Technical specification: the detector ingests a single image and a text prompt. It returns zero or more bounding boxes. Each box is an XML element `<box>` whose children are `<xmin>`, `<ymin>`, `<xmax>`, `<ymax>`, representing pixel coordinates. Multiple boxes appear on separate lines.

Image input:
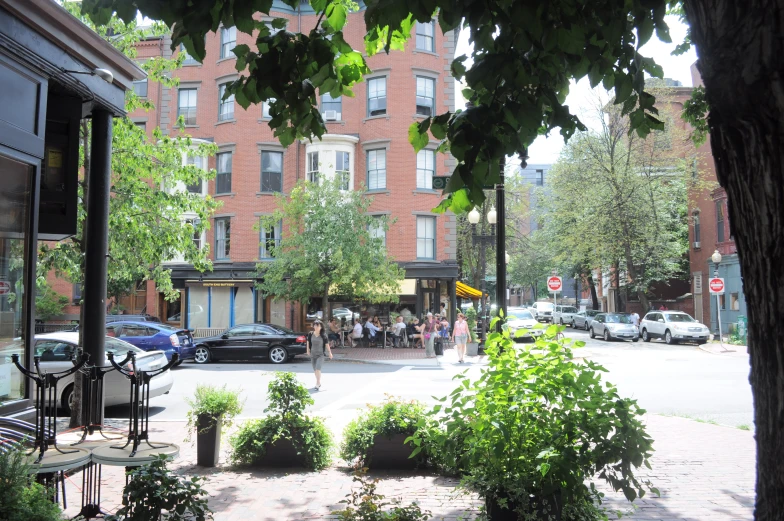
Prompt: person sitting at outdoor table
<box><xmin>392</xmin><ymin>316</ymin><xmax>407</xmax><ymax>347</ymax></box>
<box><xmin>351</xmin><ymin>318</ymin><xmax>363</xmax><ymax>347</ymax></box>
<box><xmin>328</xmin><ymin>318</ymin><xmax>341</xmax><ymax>347</ymax></box>
<box><xmin>410</xmin><ymin>318</ymin><xmax>425</xmax><ymax>349</ymax></box>
<box><xmin>365</xmin><ymin>318</ymin><xmax>381</xmax><ymax>342</ymax></box>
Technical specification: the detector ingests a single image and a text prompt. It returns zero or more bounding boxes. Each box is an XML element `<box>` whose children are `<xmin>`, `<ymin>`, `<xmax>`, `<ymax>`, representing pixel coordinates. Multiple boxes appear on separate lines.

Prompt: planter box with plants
<box><xmin>230</xmin><ymin>372</ymin><xmax>333</xmax><ymax>471</ymax></box>
<box><xmin>185</xmin><ymin>384</ymin><xmax>243</xmax><ymax>467</ymax></box>
<box><xmin>340</xmin><ymin>397</ymin><xmax>432</xmax><ymax>470</ymax></box>
<box><xmin>412</xmin><ymin>327</ymin><xmax>659</xmax><ymax>521</ymax></box>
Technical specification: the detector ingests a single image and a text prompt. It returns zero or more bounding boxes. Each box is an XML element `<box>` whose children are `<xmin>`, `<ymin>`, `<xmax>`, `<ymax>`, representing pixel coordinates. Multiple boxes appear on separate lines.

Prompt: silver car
<box><xmin>589</xmin><ymin>313</ymin><xmax>640</xmax><ymax>342</ymax></box>
<box><xmin>553</xmin><ymin>305</ymin><xmax>579</xmax><ymax>325</ymax></box>
<box><xmin>0</xmin><ymin>332</ymin><xmax>173</xmax><ymax>413</ymax></box>
<box><xmin>572</xmin><ymin>310</ymin><xmax>601</xmax><ymax>330</ymax></box>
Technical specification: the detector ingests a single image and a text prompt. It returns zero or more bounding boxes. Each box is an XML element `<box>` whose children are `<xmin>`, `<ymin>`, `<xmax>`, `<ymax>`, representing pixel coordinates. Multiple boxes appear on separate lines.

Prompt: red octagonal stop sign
<box><xmin>0</xmin><ymin>280</ymin><xmax>10</xmax><ymax>296</ymax></box>
<box><xmin>547</xmin><ymin>276</ymin><xmax>562</xmax><ymax>292</ymax></box>
<box><xmin>709</xmin><ymin>277</ymin><xmax>725</xmax><ymax>294</ymax></box>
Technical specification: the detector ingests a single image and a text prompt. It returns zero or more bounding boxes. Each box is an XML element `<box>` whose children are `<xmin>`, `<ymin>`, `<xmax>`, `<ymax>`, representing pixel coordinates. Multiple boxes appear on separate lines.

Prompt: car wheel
<box><xmin>571</xmin><ymin>320</ymin><xmax>576</xmax><ymax>328</ymax></box>
<box><xmin>559</xmin><ymin>318</ymin><xmax>564</xmax><ymax>325</ymax></box>
<box><xmin>194</xmin><ymin>346</ymin><xmax>211</xmax><ymax>364</ymax></box>
<box><xmin>665</xmin><ymin>330</ymin><xmax>675</xmax><ymax>345</ymax></box>
<box><xmin>642</xmin><ymin>329</ymin><xmax>650</xmax><ymax>342</ymax></box>
<box><xmin>584</xmin><ymin>321</ymin><xmax>590</xmax><ymax>331</ymax></box>
<box><xmin>62</xmin><ymin>384</ymin><xmax>74</xmax><ymax>414</ymax></box>
<box><xmin>603</xmin><ymin>330</ymin><xmax>611</xmax><ymax>342</ymax></box>
<box><xmin>589</xmin><ymin>328</ymin><xmax>595</xmax><ymax>339</ymax></box>
<box><xmin>269</xmin><ymin>346</ymin><xmax>288</xmax><ymax>364</ymax></box>
<box><xmin>632</xmin><ymin>338</ymin><xmax>639</xmax><ymax>342</ymax></box>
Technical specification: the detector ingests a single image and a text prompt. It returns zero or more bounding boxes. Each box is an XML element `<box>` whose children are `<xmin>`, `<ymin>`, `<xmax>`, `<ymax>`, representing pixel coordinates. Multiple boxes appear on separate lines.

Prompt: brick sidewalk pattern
<box><xmin>60</xmin><ymin>415</ymin><xmax>754</xmax><ymax>520</ymax></box>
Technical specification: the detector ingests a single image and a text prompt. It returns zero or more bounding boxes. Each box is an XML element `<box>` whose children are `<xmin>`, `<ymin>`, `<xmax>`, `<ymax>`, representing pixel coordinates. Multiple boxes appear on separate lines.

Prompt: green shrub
<box><xmin>0</xmin><ymin>449</ymin><xmax>63</xmax><ymax>521</ymax></box>
<box><xmin>229</xmin><ymin>372</ymin><xmax>333</xmax><ymax>470</ymax></box>
<box><xmin>185</xmin><ymin>384</ymin><xmax>243</xmax><ymax>439</ymax></box>
<box><xmin>413</xmin><ymin>322</ymin><xmax>657</xmax><ymax>520</ymax></box>
<box><xmin>332</xmin><ymin>470</ymin><xmax>431</xmax><ymax>521</ymax></box>
<box><xmin>340</xmin><ymin>397</ymin><xmax>431</xmax><ymax>467</ymax></box>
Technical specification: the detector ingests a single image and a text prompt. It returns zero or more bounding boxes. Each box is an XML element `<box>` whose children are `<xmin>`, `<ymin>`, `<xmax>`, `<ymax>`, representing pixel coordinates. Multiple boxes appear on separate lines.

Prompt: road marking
<box><xmin>318</xmin><ymin>365</ymin><xmax>413</xmax><ymax>414</ymax></box>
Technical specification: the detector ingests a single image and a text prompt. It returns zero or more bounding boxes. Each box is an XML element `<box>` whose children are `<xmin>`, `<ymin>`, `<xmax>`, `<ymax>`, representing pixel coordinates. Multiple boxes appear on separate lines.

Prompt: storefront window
<box><xmin>0</xmin><ymin>154</ymin><xmax>34</xmax><ymax>407</ymax></box>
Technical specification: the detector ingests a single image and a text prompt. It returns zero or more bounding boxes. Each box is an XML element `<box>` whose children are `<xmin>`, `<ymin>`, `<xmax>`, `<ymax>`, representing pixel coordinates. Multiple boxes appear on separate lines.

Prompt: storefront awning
<box><xmin>456</xmin><ymin>281</ymin><xmax>484</xmax><ymax>300</ymax></box>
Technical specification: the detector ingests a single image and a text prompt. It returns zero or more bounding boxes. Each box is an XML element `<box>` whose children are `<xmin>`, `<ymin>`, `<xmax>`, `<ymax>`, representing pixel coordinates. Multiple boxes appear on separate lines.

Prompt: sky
<box><xmin>453</xmin><ymin>16</ymin><xmax>698</xmax><ymax>166</ymax></box>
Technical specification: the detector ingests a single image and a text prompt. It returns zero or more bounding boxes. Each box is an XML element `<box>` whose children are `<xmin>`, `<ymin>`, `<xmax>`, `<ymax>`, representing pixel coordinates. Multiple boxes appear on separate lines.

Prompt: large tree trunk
<box><xmin>685</xmin><ymin>2</ymin><xmax>784</xmax><ymax>518</ymax></box>
<box><xmin>586</xmin><ymin>275</ymin><xmax>600</xmax><ymax>310</ymax></box>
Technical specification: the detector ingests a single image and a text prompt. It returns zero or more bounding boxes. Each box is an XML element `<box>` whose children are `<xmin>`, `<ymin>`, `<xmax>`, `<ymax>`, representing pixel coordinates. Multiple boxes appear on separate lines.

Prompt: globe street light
<box><xmin>469</xmin><ymin>206</ymin><xmax>498</xmax><ymax>345</ymax></box>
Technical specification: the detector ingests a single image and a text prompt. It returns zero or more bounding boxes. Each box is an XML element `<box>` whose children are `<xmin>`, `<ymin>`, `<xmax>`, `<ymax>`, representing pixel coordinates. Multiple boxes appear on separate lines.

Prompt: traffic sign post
<box><xmin>547</xmin><ymin>276</ymin><xmax>562</xmax><ymax>319</ymax></box>
<box><xmin>709</xmin><ymin>277</ymin><xmax>726</xmax><ymax>350</ymax></box>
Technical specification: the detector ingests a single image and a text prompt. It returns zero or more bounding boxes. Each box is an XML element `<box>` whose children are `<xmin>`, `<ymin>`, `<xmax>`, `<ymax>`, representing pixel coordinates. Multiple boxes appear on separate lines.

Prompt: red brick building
<box><xmin>52</xmin><ymin>3</ymin><xmax>461</xmax><ymax>332</ymax></box>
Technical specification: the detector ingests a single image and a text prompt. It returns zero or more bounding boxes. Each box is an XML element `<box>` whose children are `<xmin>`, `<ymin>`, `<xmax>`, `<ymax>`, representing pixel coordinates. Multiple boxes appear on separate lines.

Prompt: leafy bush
<box><xmin>229</xmin><ymin>372</ymin><xmax>333</xmax><ymax>470</ymax></box>
<box><xmin>0</xmin><ymin>449</ymin><xmax>64</xmax><ymax>521</ymax></box>
<box><xmin>106</xmin><ymin>454</ymin><xmax>212</xmax><ymax>521</ymax></box>
<box><xmin>185</xmin><ymin>384</ymin><xmax>243</xmax><ymax>438</ymax></box>
<box><xmin>340</xmin><ymin>397</ymin><xmax>431</xmax><ymax>467</ymax></box>
<box><xmin>332</xmin><ymin>470</ymin><xmax>431</xmax><ymax>521</ymax></box>
<box><xmin>413</xmin><ymin>322</ymin><xmax>657</xmax><ymax>520</ymax></box>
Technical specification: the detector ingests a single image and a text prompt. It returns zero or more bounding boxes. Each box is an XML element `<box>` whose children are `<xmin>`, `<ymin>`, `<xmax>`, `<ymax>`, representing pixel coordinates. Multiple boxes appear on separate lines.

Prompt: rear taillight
<box><xmin>169</xmin><ymin>334</ymin><xmax>180</xmax><ymax>347</ymax></box>
<box><xmin>296</xmin><ymin>335</ymin><xmax>306</xmax><ymax>343</ymax></box>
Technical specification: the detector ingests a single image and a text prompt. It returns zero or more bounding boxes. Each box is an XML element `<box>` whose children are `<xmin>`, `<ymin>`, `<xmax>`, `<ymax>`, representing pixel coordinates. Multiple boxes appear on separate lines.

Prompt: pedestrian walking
<box><xmin>306</xmin><ymin>320</ymin><xmax>332</xmax><ymax>390</ymax></box>
<box><xmin>423</xmin><ymin>312</ymin><xmax>439</xmax><ymax>358</ymax></box>
<box><xmin>451</xmin><ymin>312</ymin><xmax>470</xmax><ymax>363</ymax></box>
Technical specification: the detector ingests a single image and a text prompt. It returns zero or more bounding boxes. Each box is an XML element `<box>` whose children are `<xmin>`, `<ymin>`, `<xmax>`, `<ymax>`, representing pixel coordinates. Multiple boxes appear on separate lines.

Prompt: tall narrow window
<box><xmin>260</xmin><ymin>219</ymin><xmax>282</xmax><ymax>258</ymax></box>
<box><xmin>215</xmin><ymin>218</ymin><xmax>231</xmax><ymax>260</ymax></box>
<box><xmin>416</xmin><ymin>149</ymin><xmax>435</xmax><ymax>189</ymax></box>
<box><xmin>261</xmin><ymin>151</ymin><xmax>283</xmax><ymax>192</ymax></box>
<box><xmin>185</xmin><ymin>156</ymin><xmax>203</xmax><ymax>193</ymax></box>
<box><xmin>536</xmin><ymin>169</ymin><xmax>544</xmax><ymax>186</ymax></box>
<box><xmin>336</xmin><ymin>151</ymin><xmax>350</xmax><ymax>190</ymax></box>
<box><xmin>693</xmin><ymin>213</ymin><xmax>701</xmax><ymax>245</ymax></box>
<box><xmin>367</xmin><ymin>149</ymin><xmax>386</xmax><ymax>190</ymax></box>
<box><xmin>216</xmin><ymin>152</ymin><xmax>232</xmax><ymax>194</ymax></box>
<box><xmin>369</xmin><ymin>216</ymin><xmax>386</xmax><ymax>248</ymax></box>
<box><xmin>220</xmin><ymin>26</ymin><xmax>236</xmax><ymax>59</ymax></box>
<box><xmin>132</xmin><ymin>79</ymin><xmax>148</xmax><ymax>98</ymax></box>
<box><xmin>716</xmin><ymin>200</ymin><xmax>725</xmax><ymax>243</ymax></box>
<box><xmin>179</xmin><ymin>43</ymin><xmax>198</xmax><ymax>65</ymax></box>
<box><xmin>187</xmin><ymin>219</ymin><xmax>202</xmax><ymax>250</ymax></box>
<box><xmin>415</xmin><ymin>20</ymin><xmax>435</xmax><ymax>51</ymax></box>
<box><xmin>306</xmin><ymin>151</ymin><xmax>319</xmax><ymax>183</ymax></box>
<box><xmin>72</xmin><ymin>283</ymin><xmax>82</xmax><ymax>305</ymax></box>
<box><xmin>367</xmin><ymin>77</ymin><xmax>387</xmax><ymax>116</ymax></box>
<box><xmin>262</xmin><ymin>98</ymin><xmax>275</xmax><ymax>119</ymax></box>
<box><xmin>416</xmin><ymin>216</ymin><xmax>436</xmax><ymax>259</ymax></box>
<box><xmin>415</xmin><ymin>76</ymin><xmax>435</xmax><ymax>116</ymax></box>
<box><xmin>178</xmin><ymin>88</ymin><xmax>197</xmax><ymax>125</ymax></box>
<box><xmin>321</xmin><ymin>93</ymin><xmax>342</xmax><ymax>121</ymax></box>
<box><xmin>218</xmin><ymin>83</ymin><xmax>234</xmax><ymax>121</ymax></box>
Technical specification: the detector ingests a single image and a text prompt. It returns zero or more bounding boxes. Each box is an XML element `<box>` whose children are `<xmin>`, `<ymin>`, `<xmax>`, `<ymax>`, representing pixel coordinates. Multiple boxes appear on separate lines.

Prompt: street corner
<box><xmin>697</xmin><ymin>342</ymin><xmax>749</xmax><ymax>357</ymax></box>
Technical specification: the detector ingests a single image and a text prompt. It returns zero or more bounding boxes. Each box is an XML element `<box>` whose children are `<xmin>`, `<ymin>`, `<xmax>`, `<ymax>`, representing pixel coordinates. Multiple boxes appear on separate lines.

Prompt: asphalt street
<box><xmin>109</xmin><ymin>327</ymin><xmax>754</xmax><ymax>429</ymax></box>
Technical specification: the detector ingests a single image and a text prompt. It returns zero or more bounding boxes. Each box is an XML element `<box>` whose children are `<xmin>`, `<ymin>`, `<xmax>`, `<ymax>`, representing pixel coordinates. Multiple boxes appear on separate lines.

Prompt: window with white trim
<box><xmin>216</xmin><ymin>152</ymin><xmax>232</xmax><ymax>194</ymax></box>
<box><xmin>369</xmin><ymin>216</ymin><xmax>386</xmax><ymax>248</ymax></box>
<box><xmin>178</xmin><ymin>88</ymin><xmax>197</xmax><ymax>125</ymax></box>
<box><xmin>416</xmin><ymin>149</ymin><xmax>435</xmax><ymax>189</ymax></box>
<box><xmin>416</xmin><ymin>76</ymin><xmax>435</xmax><ymax>116</ymax></box>
<box><xmin>336</xmin><ymin>151</ymin><xmax>350</xmax><ymax>190</ymax></box>
<box><xmin>367</xmin><ymin>149</ymin><xmax>386</xmax><ymax>190</ymax></box>
<box><xmin>367</xmin><ymin>77</ymin><xmax>387</xmax><ymax>116</ymax></box>
<box><xmin>321</xmin><ymin>93</ymin><xmax>342</xmax><ymax>120</ymax></box>
<box><xmin>185</xmin><ymin>156</ymin><xmax>203</xmax><ymax>193</ymax></box>
<box><xmin>262</xmin><ymin>98</ymin><xmax>275</xmax><ymax>119</ymax></box>
<box><xmin>220</xmin><ymin>26</ymin><xmax>236</xmax><ymax>59</ymax></box>
<box><xmin>307</xmin><ymin>151</ymin><xmax>319</xmax><ymax>184</ymax></box>
<box><xmin>416</xmin><ymin>216</ymin><xmax>436</xmax><ymax>259</ymax></box>
<box><xmin>215</xmin><ymin>218</ymin><xmax>231</xmax><ymax>260</ymax></box>
<box><xmin>186</xmin><ymin>219</ymin><xmax>202</xmax><ymax>250</ymax></box>
<box><xmin>218</xmin><ymin>83</ymin><xmax>235</xmax><ymax>121</ymax></box>
<box><xmin>133</xmin><ymin>79</ymin><xmax>148</xmax><ymax>97</ymax></box>
<box><xmin>261</xmin><ymin>151</ymin><xmax>283</xmax><ymax>192</ymax></box>
<box><xmin>260</xmin><ymin>219</ymin><xmax>282</xmax><ymax>258</ymax></box>
<box><xmin>179</xmin><ymin>43</ymin><xmax>198</xmax><ymax>65</ymax></box>
<box><xmin>415</xmin><ymin>21</ymin><xmax>435</xmax><ymax>52</ymax></box>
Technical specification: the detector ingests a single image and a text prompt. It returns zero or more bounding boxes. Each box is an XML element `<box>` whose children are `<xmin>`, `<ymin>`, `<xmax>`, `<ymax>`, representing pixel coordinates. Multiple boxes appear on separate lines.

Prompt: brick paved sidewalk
<box><xmin>61</xmin><ymin>414</ymin><xmax>755</xmax><ymax>520</ymax></box>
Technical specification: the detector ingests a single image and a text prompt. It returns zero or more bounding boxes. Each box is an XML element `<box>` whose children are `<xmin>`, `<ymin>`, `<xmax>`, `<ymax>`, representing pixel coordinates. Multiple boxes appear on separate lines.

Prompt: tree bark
<box><xmin>586</xmin><ymin>274</ymin><xmax>600</xmax><ymax>310</ymax></box>
<box><xmin>685</xmin><ymin>1</ymin><xmax>784</xmax><ymax>518</ymax></box>
<box><xmin>322</xmin><ymin>281</ymin><xmax>330</xmax><ymax>322</ymax></box>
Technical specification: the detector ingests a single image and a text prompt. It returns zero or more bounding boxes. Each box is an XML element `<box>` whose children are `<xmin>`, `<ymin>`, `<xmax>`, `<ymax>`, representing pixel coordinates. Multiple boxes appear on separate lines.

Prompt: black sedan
<box><xmin>192</xmin><ymin>324</ymin><xmax>307</xmax><ymax>364</ymax></box>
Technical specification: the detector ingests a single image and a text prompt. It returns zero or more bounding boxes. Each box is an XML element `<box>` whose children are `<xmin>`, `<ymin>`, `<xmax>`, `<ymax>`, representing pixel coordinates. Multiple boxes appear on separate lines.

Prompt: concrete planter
<box><xmin>466</xmin><ymin>342</ymin><xmax>479</xmax><ymax>356</ymax></box>
<box><xmin>366</xmin><ymin>433</ymin><xmax>418</xmax><ymax>469</ymax></box>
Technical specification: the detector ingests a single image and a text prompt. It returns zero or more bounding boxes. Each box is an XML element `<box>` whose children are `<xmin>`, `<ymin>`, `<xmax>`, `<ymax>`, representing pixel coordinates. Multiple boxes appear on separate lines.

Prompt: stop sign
<box><xmin>547</xmin><ymin>276</ymin><xmax>562</xmax><ymax>292</ymax></box>
<box><xmin>709</xmin><ymin>277</ymin><xmax>725</xmax><ymax>294</ymax></box>
<box><xmin>0</xmin><ymin>280</ymin><xmax>10</xmax><ymax>296</ymax></box>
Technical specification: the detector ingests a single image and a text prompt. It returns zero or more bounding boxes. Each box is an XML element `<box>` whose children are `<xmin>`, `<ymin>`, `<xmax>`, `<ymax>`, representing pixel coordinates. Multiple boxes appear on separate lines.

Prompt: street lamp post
<box><xmin>711</xmin><ymin>249</ymin><xmax>725</xmax><ymax>350</ymax></box>
<box><xmin>469</xmin><ymin>206</ymin><xmax>496</xmax><ymax>345</ymax></box>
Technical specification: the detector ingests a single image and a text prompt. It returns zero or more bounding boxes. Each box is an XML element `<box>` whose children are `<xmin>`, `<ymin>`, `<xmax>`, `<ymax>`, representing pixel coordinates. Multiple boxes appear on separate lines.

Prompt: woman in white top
<box><xmin>351</xmin><ymin>318</ymin><xmax>363</xmax><ymax>347</ymax></box>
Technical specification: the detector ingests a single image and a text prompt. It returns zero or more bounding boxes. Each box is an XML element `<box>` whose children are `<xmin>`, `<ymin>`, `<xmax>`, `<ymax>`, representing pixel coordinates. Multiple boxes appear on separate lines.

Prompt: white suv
<box><xmin>531</xmin><ymin>301</ymin><xmax>555</xmax><ymax>323</ymax></box>
<box><xmin>553</xmin><ymin>305</ymin><xmax>579</xmax><ymax>325</ymax></box>
<box><xmin>640</xmin><ymin>311</ymin><xmax>710</xmax><ymax>344</ymax></box>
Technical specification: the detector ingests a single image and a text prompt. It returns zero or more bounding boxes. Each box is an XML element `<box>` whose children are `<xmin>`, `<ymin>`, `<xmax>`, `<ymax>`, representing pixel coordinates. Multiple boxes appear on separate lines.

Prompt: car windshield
<box><xmin>508</xmin><ymin>308</ymin><xmax>534</xmax><ymax>320</ymax></box>
<box><xmin>665</xmin><ymin>313</ymin><xmax>696</xmax><ymax>322</ymax></box>
<box><xmin>562</xmin><ymin>307</ymin><xmax>577</xmax><ymax>313</ymax></box>
<box><xmin>605</xmin><ymin>314</ymin><xmax>633</xmax><ymax>324</ymax></box>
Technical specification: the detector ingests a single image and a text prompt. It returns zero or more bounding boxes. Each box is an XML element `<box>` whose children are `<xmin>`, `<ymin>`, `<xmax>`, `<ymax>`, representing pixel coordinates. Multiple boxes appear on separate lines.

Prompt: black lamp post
<box><xmin>468</xmin><ymin>206</ymin><xmax>494</xmax><ymax>344</ymax></box>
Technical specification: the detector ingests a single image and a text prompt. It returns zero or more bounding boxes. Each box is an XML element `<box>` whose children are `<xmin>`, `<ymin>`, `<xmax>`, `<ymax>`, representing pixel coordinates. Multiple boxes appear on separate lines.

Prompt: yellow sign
<box><xmin>47</xmin><ymin>149</ymin><xmax>63</xmax><ymax>168</ymax></box>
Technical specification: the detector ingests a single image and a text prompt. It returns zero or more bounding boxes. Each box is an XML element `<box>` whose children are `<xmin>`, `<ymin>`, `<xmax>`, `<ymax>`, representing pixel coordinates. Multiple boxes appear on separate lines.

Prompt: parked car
<box><xmin>530</xmin><ymin>301</ymin><xmax>555</xmax><ymax>323</ymax></box>
<box><xmin>0</xmin><ymin>332</ymin><xmax>173</xmax><ymax>413</ymax></box>
<box><xmin>106</xmin><ymin>321</ymin><xmax>196</xmax><ymax>362</ymax></box>
<box><xmin>640</xmin><ymin>311</ymin><xmax>710</xmax><ymax>344</ymax></box>
<box><xmin>332</xmin><ymin>307</ymin><xmax>359</xmax><ymax>321</ymax></box>
<box><xmin>193</xmin><ymin>323</ymin><xmax>307</xmax><ymax>364</ymax></box>
<box><xmin>572</xmin><ymin>309</ymin><xmax>601</xmax><ymax>330</ymax></box>
<box><xmin>505</xmin><ymin>307</ymin><xmax>543</xmax><ymax>341</ymax></box>
<box><xmin>553</xmin><ymin>305</ymin><xmax>579</xmax><ymax>325</ymax></box>
<box><xmin>590</xmin><ymin>313</ymin><xmax>640</xmax><ymax>342</ymax></box>
<box><xmin>69</xmin><ymin>314</ymin><xmax>161</xmax><ymax>331</ymax></box>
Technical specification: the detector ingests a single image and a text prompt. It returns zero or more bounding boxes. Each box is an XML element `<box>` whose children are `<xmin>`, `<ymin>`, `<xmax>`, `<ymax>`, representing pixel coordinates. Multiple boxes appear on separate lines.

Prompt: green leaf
<box><xmin>408</xmin><ymin>120</ymin><xmax>429</xmax><ymax>152</ymax></box>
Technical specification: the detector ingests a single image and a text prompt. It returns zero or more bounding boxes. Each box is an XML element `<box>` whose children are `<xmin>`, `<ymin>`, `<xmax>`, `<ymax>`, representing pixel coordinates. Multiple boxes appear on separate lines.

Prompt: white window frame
<box><xmin>262</xmin><ymin>98</ymin><xmax>275</xmax><ymax>119</ymax></box>
<box><xmin>220</xmin><ymin>26</ymin><xmax>236</xmax><ymax>59</ymax></box>
<box><xmin>416</xmin><ymin>216</ymin><xmax>436</xmax><ymax>260</ymax></box>
<box><xmin>216</xmin><ymin>152</ymin><xmax>232</xmax><ymax>194</ymax></box>
<box><xmin>260</xmin><ymin>219</ymin><xmax>282</xmax><ymax>259</ymax></box>
<box><xmin>215</xmin><ymin>217</ymin><xmax>231</xmax><ymax>260</ymax></box>
<box><xmin>367</xmin><ymin>76</ymin><xmax>387</xmax><ymax>117</ymax></box>
<box><xmin>261</xmin><ymin>150</ymin><xmax>283</xmax><ymax>193</ymax></box>
<box><xmin>367</xmin><ymin>149</ymin><xmax>387</xmax><ymax>190</ymax></box>
<box><xmin>218</xmin><ymin>83</ymin><xmax>235</xmax><ymax>121</ymax></box>
<box><xmin>335</xmin><ymin>151</ymin><xmax>350</xmax><ymax>190</ymax></box>
<box><xmin>307</xmin><ymin>151</ymin><xmax>319</xmax><ymax>184</ymax></box>
<box><xmin>416</xmin><ymin>149</ymin><xmax>435</xmax><ymax>189</ymax></box>
<box><xmin>178</xmin><ymin>88</ymin><xmax>198</xmax><ymax>125</ymax></box>
<box><xmin>321</xmin><ymin>93</ymin><xmax>342</xmax><ymax>121</ymax></box>
<box><xmin>368</xmin><ymin>216</ymin><xmax>386</xmax><ymax>248</ymax></box>
<box><xmin>416</xmin><ymin>76</ymin><xmax>435</xmax><ymax>116</ymax></box>
<box><xmin>415</xmin><ymin>20</ymin><xmax>435</xmax><ymax>52</ymax></box>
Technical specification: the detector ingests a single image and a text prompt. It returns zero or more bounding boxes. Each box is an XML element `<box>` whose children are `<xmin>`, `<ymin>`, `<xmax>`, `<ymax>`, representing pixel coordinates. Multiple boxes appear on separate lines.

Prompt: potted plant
<box><xmin>186</xmin><ymin>384</ymin><xmax>243</xmax><ymax>467</ymax></box>
<box><xmin>340</xmin><ymin>397</ymin><xmax>431</xmax><ymax>469</ymax></box>
<box><xmin>0</xmin><ymin>449</ymin><xmax>63</xmax><ymax>521</ymax></box>
<box><xmin>230</xmin><ymin>372</ymin><xmax>333</xmax><ymax>470</ymax></box>
<box><xmin>464</xmin><ymin>306</ymin><xmax>480</xmax><ymax>356</ymax></box>
<box><xmin>413</xmin><ymin>324</ymin><xmax>658</xmax><ymax>520</ymax></box>
<box><xmin>106</xmin><ymin>454</ymin><xmax>212</xmax><ymax>521</ymax></box>
<box><xmin>333</xmin><ymin>469</ymin><xmax>432</xmax><ymax>521</ymax></box>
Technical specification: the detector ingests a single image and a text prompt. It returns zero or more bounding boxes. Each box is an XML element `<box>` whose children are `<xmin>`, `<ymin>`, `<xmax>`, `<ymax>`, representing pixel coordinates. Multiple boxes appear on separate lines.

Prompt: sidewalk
<box><xmin>330</xmin><ymin>344</ymin><xmax>491</xmax><ymax>367</ymax></box>
<box><xmin>61</xmin><ymin>414</ymin><xmax>755</xmax><ymax>520</ymax></box>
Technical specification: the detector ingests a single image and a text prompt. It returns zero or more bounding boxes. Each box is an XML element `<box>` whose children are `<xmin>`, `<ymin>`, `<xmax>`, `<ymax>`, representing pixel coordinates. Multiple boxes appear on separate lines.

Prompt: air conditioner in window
<box><xmin>324</xmin><ymin>110</ymin><xmax>338</xmax><ymax>121</ymax></box>
<box><xmin>693</xmin><ymin>241</ymin><xmax>701</xmax><ymax>249</ymax></box>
